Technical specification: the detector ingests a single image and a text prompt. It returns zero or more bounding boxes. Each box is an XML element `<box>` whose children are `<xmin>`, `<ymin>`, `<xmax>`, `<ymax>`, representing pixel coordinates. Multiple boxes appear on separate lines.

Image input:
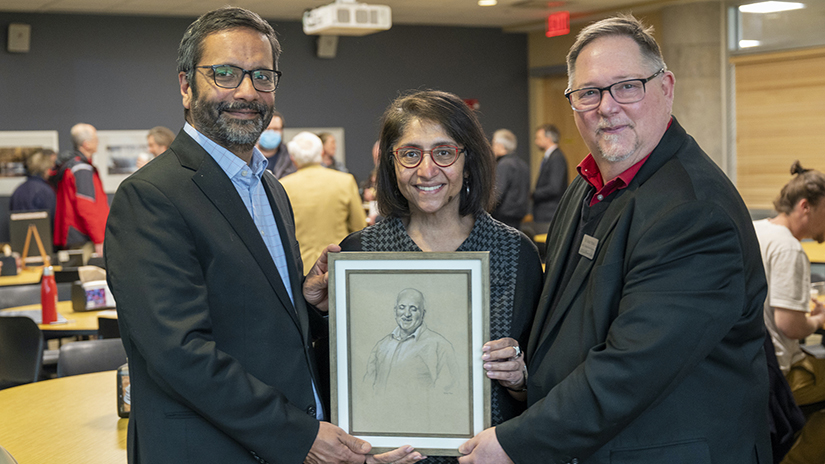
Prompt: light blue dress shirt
<box><xmin>184</xmin><ymin>123</ymin><xmax>324</xmax><ymax>420</ymax></box>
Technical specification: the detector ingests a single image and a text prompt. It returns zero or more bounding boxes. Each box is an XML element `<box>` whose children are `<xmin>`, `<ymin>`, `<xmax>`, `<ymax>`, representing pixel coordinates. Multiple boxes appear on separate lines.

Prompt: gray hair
<box><xmin>566</xmin><ymin>14</ymin><xmax>666</xmax><ymax>88</ymax></box>
<box><xmin>147</xmin><ymin>126</ymin><xmax>175</xmax><ymax>148</ymax></box>
<box><xmin>537</xmin><ymin>124</ymin><xmax>559</xmax><ymax>144</ymax></box>
<box><xmin>70</xmin><ymin>123</ymin><xmax>96</xmax><ymax>150</ymax></box>
<box><xmin>25</xmin><ymin>149</ymin><xmax>55</xmax><ymax>178</ymax></box>
<box><xmin>177</xmin><ymin>7</ymin><xmax>281</xmax><ymax>90</ymax></box>
<box><xmin>287</xmin><ymin>131</ymin><xmax>323</xmax><ymax>168</ymax></box>
<box><xmin>492</xmin><ymin>129</ymin><xmax>517</xmax><ymax>154</ymax></box>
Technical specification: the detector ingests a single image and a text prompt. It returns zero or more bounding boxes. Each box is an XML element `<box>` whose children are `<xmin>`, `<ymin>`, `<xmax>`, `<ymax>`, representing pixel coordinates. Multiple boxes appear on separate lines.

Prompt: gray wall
<box><xmin>0</xmin><ymin>12</ymin><xmax>529</xmax><ymax>242</ymax></box>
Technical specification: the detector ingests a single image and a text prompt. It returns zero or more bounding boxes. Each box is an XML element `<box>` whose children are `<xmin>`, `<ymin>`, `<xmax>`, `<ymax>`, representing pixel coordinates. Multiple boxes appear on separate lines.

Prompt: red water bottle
<box><xmin>41</xmin><ymin>266</ymin><xmax>58</xmax><ymax>324</ymax></box>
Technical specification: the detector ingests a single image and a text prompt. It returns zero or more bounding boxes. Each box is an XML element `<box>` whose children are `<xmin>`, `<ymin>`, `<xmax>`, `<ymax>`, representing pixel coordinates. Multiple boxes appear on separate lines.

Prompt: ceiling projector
<box><xmin>302</xmin><ymin>0</ymin><xmax>392</xmax><ymax>36</ymax></box>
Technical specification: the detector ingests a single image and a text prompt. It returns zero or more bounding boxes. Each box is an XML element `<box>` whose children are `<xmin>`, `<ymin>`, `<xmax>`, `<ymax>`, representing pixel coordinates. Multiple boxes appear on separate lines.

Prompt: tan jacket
<box><xmin>280</xmin><ymin>164</ymin><xmax>367</xmax><ymax>265</ymax></box>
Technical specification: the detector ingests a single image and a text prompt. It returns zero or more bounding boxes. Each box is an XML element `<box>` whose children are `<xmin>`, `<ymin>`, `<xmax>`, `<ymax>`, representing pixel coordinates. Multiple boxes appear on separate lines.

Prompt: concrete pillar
<box><xmin>659</xmin><ymin>1</ymin><xmax>728</xmax><ymax>172</ymax></box>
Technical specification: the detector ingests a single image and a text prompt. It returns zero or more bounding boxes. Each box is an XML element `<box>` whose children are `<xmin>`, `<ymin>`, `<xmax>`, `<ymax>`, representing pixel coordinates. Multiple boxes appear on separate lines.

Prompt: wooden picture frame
<box><xmin>328</xmin><ymin>251</ymin><xmax>490</xmax><ymax>456</ymax></box>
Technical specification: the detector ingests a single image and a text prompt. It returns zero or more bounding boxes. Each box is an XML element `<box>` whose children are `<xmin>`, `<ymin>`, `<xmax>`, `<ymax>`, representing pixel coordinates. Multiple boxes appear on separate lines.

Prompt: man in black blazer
<box><xmin>491</xmin><ymin>129</ymin><xmax>530</xmax><ymax>229</ymax></box>
<box><xmin>461</xmin><ymin>15</ymin><xmax>770</xmax><ymax>463</ymax></box>
<box><xmin>105</xmin><ymin>7</ymin><xmax>415</xmax><ymax>464</ymax></box>
<box><xmin>531</xmin><ymin>124</ymin><xmax>568</xmax><ymax>227</ymax></box>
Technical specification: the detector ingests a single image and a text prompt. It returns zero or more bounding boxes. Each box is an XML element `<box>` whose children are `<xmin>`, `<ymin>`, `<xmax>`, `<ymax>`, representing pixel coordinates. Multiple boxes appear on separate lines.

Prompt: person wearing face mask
<box><xmin>257</xmin><ymin>110</ymin><xmax>296</xmax><ymax>178</ymax></box>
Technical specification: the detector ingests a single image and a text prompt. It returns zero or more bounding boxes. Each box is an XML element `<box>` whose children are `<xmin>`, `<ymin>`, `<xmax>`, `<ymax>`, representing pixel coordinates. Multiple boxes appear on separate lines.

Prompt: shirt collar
<box><xmin>577</xmin><ymin>152</ymin><xmax>649</xmax><ymax>193</ymax></box>
<box><xmin>544</xmin><ymin>144</ymin><xmax>558</xmax><ymax>158</ymax></box>
<box><xmin>391</xmin><ymin>322</ymin><xmax>427</xmax><ymax>341</ymax></box>
<box><xmin>184</xmin><ymin>122</ymin><xmax>267</xmax><ymax>180</ymax></box>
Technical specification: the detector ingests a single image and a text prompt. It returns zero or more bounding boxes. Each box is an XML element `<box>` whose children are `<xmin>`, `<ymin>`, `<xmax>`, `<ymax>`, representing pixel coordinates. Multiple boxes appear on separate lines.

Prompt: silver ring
<box><xmin>513</xmin><ymin>345</ymin><xmax>522</xmax><ymax>358</ymax></box>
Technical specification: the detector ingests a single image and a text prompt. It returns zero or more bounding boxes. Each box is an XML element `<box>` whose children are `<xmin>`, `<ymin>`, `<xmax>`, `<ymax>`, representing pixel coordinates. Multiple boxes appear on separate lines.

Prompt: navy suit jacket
<box><xmin>496</xmin><ymin>118</ymin><xmax>771</xmax><ymax>463</ymax></box>
<box><xmin>105</xmin><ymin>130</ymin><xmax>324</xmax><ymax>463</ymax></box>
<box><xmin>532</xmin><ymin>147</ymin><xmax>568</xmax><ymax>223</ymax></box>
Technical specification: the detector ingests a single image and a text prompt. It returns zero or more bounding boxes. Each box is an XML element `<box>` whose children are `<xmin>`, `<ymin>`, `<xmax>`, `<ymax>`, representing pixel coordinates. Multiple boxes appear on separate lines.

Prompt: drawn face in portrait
<box><xmin>395</xmin><ymin>289</ymin><xmax>426</xmax><ymax>336</ymax></box>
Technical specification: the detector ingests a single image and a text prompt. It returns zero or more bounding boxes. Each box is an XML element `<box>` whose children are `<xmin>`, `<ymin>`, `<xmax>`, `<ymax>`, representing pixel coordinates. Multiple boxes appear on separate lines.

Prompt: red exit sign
<box><xmin>546</xmin><ymin>11</ymin><xmax>570</xmax><ymax>38</ymax></box>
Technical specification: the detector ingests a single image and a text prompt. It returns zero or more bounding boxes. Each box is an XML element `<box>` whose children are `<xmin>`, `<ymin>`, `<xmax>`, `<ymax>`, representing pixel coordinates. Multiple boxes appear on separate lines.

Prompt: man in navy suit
<box><xmin>105</xmin><ymin>7</ymin><xmax>418</xmax><ymax>464</ymax></box>
<box><xmin>531</xmin><ymin>124</ymin><xmax>568</xmax><ymax>229</ymax></box>
<box><xmin>461</xmin><ymin>14</ymin><xmax>770</xmax><ymax>464</ymax></box>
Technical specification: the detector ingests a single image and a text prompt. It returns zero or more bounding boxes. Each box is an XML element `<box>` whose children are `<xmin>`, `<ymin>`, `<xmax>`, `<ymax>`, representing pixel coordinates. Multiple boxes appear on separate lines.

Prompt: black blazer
<box><xmin>496</xmin><ymin>118</ymin><xmax>771</xmax><ymax>463</ymax></box>
<box><xmin>532</xmin><ymin>147</ymin><xmax>568</xmax><ymax>223</ymax></box>
<box><xmin>105</xmin><ymin>130</ymin><xmax>324</xmax><ymax>463</ymax></box>
<box><xmin>492</xmin><ymin>153</ymin><xmax>531</xmax><ymax>229</ymax></box>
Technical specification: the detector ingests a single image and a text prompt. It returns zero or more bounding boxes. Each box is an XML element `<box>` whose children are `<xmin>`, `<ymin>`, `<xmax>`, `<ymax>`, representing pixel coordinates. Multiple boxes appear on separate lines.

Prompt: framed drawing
<box><xmin>328</xmin><ymin>251</ymin><xmax>490</xmax><ymax>456</ymax></box>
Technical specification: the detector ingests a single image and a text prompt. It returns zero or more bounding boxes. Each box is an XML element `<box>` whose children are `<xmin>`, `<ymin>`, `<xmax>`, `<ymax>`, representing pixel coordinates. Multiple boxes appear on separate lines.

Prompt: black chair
<box><xmin>56</xmin><ymin>338</ymin><xmax>127</xmax><ymax>377</ymax></box>
<box><xmin>0</xmin><ymin>286</ymin><xmax>41</xmax><ymax>310</ymax></box>
<box><xmin>97</xmin><ymin>317</ymin><xmax>121</xmax><ymax>339</ymax></box>
<box><xmin>0</xmin><ymin>282</ymin><xmax>72</xmax><ymax>310</ymax></box>
<box><xmin>0</xmin><ymin>316</ymin><xmax>44</xmax><ymax>389</ymax></box>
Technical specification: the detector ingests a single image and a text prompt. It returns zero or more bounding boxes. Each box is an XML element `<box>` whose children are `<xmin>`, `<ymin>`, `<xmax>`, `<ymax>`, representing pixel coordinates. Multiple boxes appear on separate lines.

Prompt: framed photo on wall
<box><xmin>0</xmin><ymin>130</ymin><xmax>58</xmax><ymax>196</ymax></box>
<box><xmin>328</xmin><ymin>251</ymin><xmax>490</xmax><ymax>456</ymax></box>
<box><xmin>94</xmin><ymin>130</ymin><xmax>151</xmax><ymax>193</ymax></box>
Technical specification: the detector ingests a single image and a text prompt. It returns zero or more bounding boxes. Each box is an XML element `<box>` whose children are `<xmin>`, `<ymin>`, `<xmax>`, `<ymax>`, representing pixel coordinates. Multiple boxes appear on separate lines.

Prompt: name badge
<box><xmin>579</xmin><ymin>234</ymin><xmax>599</xmax><ymax>260</ymax></box>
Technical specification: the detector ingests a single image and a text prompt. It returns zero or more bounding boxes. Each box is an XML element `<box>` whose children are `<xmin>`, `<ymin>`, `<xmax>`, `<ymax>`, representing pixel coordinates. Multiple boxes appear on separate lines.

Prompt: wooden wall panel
<box><xmin>542</xmin><ymin>76</ymin><xmax>589</xmax><ymax>184</ymax></box>
<box><xmin>734</xmin><ymin>48</ymin><xmax>825</xmax><ymax>210</ymax></box>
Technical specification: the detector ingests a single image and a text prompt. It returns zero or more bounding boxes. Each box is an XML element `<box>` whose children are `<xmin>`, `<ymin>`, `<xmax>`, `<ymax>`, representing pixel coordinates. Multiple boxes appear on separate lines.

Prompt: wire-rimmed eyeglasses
<box><xmin>564</xmin><ymin>68</ymin><xmax>665</xmax><ymax>112</ymax></box>
<box><xmin>195</xmin><ymin>64</ymin><xmax>282</xmax><ymax>92</ymax></box>
<box><xmin>393</xmin><ymin>145</ymin><xmax>466</xmax><ymax>169</ymax></box>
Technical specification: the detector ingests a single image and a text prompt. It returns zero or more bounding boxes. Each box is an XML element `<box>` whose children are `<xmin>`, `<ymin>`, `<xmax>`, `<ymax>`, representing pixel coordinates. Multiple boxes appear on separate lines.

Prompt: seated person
<box><xmin>754</xmin><ymin>161</ymin><xmax>825</xmax><ymax>464</ymax></box>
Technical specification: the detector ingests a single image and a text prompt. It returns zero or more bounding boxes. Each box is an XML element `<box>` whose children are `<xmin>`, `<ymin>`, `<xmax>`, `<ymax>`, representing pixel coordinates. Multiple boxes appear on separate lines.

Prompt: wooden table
<box><xmin>0</xmin><ymin>267</ymin><xmax>44</xmax><ymax>287</ymax></box>
<box><xmin>802</xmin><ymin>240</ymin><xmax>825</xmax><ymax>264</ymax></box>
<box><xmin>0</xmin><ymin>301</ymin><xmax>116</xmax><ymax>339</ymax></box>
<box><xmin>0</xmin><ymin>370</ymin><xmax>127</xmax><ymax>463</ymax></box>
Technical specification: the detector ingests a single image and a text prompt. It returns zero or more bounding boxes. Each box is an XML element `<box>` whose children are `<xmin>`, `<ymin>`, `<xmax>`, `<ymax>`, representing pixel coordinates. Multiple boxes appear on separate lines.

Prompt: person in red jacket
<box><xmin>53</xmin><ymin>123</ymin><xmax>109</xmax><ymax>256</ymax></box>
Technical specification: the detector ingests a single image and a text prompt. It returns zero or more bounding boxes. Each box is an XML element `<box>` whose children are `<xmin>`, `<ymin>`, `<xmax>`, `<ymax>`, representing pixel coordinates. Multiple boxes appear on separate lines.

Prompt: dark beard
<box><xmin>190</xmin><ymin>93</ymin><xmax>273</xmax><ymax>152</ymax></box>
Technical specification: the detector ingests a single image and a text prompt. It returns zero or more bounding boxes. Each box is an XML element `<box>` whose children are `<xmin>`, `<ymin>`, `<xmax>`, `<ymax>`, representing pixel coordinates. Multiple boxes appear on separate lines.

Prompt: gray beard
<box><xmin>596</xmin><ymin>132</ymin><xmax>640</xmax><ymax>163</ymax></box>
<box><xmin>190</xmin><ymin>97</ymin><xmax>273</xmax><ymax>151</ymax></box>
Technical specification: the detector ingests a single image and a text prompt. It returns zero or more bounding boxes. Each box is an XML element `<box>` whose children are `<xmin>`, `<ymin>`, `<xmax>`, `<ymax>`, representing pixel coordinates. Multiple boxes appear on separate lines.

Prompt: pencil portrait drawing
<box><xmin>363</xmin><ymin>288</ymin><xmax>459</xmax><ymax>395</ymax></box>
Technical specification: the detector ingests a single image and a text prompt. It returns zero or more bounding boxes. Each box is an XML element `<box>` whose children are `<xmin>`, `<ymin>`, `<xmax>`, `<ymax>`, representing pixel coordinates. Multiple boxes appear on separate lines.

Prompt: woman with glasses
<box><xmin>338</xmin><ymin>90</ymin><xmax>543</xmax><ymax>461</ymax></box>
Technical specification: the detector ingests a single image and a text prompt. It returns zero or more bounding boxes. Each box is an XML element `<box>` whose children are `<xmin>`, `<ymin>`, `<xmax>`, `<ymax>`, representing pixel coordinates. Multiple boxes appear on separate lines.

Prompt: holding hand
<box><xmin>303</xmin><ymin>244</ymin><xmax>341</xmax><ymax>312</ymax></box>
<box><xmin>482</xmin><ymin>338</ymin><xmax>526</xmax><ymax>393</ymax></box>
<box><xmin>305</xmin><ymin>422</ymin><xmax>425</xmax><ymax>464</ymax></box>
<box><xmin>305</xmin><ymin>422</ymin><xmax>370</xmax><ymax>464</ymax></box>
<box><xmin>367</xmin><ymin>445</ymin><xmax>426</xmax><ymax>464</ymax></box>
<box><xmin>458</xmin><ymin>427</ymin><xmax>513</xmax><ymax>464</ymax></box>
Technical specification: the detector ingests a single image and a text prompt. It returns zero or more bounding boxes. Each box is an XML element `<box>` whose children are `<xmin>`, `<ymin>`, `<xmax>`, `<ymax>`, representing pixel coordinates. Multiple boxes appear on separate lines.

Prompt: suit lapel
<box><xmin>262</xmin><ymin>172</ymin><xmax>311</xmax><ymax>340</ymax></box>
<box><xmin>172</xmin><ymin>132</ymin><xmax>302</xmax><ymax>330</ymax></box>
<box><xmin>526</xmin><ymin>179</ymin><xmax>585</xmax><ymax>358</ymax></box>
<box><xmin>535</xmin><ymin>187</ymin><xmax>632</xmax><ymax>352</ymax></box>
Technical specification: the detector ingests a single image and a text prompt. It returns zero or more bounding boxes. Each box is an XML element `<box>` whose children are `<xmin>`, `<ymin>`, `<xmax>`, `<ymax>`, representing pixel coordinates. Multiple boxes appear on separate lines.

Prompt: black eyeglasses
<box><xmin>564</xmin><ymin>68</ymin><xmax>665</xmax><ymax>112</ymax></box>
<box><xmin>195</xmin><ymin>64</ymin><xmax>281</xmax><ymax>92</ymax></box>
<box><xmin>393</xmin><ymin>145</ymin><xmax>466</xmax><ymax>168</ymax></box>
